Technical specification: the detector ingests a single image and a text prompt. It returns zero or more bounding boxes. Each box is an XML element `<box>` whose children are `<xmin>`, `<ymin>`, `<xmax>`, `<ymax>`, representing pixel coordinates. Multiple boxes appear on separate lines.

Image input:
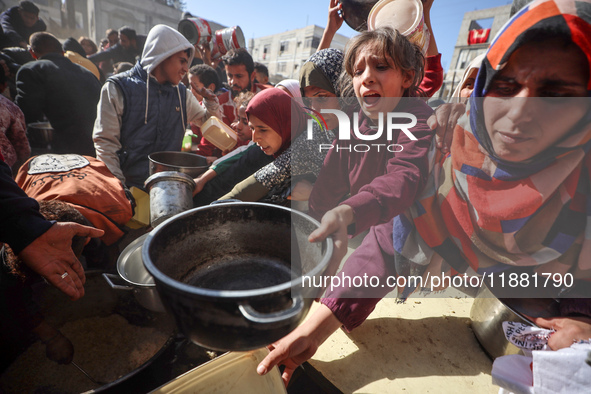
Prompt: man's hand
<box><xmin>427</xmin><ymin>102</ymin><xmax>466</xmax><ymax>154</ymax></box>
<box><xmin>18</xmin><ymin>222</ymin><xmax>104</xmax><ymax>301</ymax></box>
<box><xmin>534</xmin><ymin>316</ymin><xmax>591</xmax><ymax>350</ymax></box>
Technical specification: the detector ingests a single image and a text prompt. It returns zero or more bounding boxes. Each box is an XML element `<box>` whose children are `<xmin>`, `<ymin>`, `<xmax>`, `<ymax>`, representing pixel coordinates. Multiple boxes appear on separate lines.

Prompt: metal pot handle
<box><xmin>102</xmin><ymin>273</ymin><xmax>134</xmax><ymax>291</ymax></box>
<box><xmin>238</xmin><ymin>295</ymin><xmax>304</xmax><ymax>324</ymax></box>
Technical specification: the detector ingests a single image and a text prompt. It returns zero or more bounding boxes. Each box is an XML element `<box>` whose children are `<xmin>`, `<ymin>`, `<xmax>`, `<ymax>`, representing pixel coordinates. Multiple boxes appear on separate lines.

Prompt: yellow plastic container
<box><xmin>124</xmin><ymin>186</ymin><xmax>150</xmax><ymax>229</ymax></box>
<box><xmin>201</xmin><ymin>116</ymin><xmax>238</xmax><ymax>151</ymax></box>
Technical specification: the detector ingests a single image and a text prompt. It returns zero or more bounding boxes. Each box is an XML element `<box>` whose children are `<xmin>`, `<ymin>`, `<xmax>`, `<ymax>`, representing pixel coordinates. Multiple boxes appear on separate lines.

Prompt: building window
<box><xmin>263</xmin><ymin>44</ymin><xmax>270</xmax><ymax>60</ymax></box>
<box><xmin>280</xmin><ymin>41</ymin><xmax>289</xmax><ymax>53</ymax></box>
<box><xmin>277</xmin><ymin>63</ymin><xmax>286</xmax><ymax>73</ymax></box>
<box><xmin>304</xmin><ymin>37</ymin><xmax>321</xmax><ymax>49</ymax></box>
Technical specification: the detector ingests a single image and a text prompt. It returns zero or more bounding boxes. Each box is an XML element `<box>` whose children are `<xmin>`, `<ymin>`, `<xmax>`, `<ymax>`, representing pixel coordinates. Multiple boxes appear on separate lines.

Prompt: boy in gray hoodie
<box><xmin>93</xmin><ymin>24</ymin><xmax>221</xmax><ymax>189</ymax></box>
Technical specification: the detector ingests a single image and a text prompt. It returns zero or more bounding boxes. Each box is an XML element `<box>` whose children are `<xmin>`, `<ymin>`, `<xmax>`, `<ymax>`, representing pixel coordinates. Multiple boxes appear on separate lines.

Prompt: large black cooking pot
<box><xmin>142</xmin><ymin>202</ymin><xmax>333</xmax><ymax>351</ymax></box>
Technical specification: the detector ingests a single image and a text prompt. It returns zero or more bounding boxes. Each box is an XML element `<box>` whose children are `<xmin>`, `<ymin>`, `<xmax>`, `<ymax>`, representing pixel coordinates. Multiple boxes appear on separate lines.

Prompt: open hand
<box><xmin>18</xmin><ymin>222</ymin><xmax>104</xmax><ymax>300</ymax></box>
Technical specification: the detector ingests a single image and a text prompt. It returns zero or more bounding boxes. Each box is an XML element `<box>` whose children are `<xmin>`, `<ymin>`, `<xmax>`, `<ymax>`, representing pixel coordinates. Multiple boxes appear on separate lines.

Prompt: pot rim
<box><xmin>142</xmin><ymin>202</ymin><xmax>334</xmax><ymax>299</ymax></box>
<box><xmin>148</xmin><ymin>151</ymin><xmax>209</xmax><ymax>168</ymax></box>
<box><xmin>117</xmin><ymin>233</ymin><xmax>156</xmax><ymax>288</ymax></box>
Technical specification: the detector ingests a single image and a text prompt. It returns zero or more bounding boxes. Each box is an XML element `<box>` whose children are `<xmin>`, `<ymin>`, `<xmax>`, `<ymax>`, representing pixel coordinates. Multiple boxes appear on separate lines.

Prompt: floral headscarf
<box><xmin>299</xmin><ymin>48</ymin><xmax>344</xmax><ymax>97</ymax></box>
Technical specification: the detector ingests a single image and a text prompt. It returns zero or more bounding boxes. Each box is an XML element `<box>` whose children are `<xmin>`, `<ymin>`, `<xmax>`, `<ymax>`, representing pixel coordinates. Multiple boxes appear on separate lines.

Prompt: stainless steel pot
<box><xmin>103</xmin><ymin>234</ymin><xmax>166</xmax><ymax>313</ymax></box>
<box><xmin>142</xmin><ymin>202</ymin><xmax>333</xmax><ymax>351</ymax></box>
<box><xmin>144</xmin><ymin>171</ymin><xmax>196</xmax><ymax>227</ymax></box>
<box><xmin>148</xmin><ymin>151</ymin><xmax>208</xmax><ymax>178</ymax></box>
<box><xmin>470</xmin><ymin>285</ymin><xmax>559</xmax><ymax>359</ymax></box>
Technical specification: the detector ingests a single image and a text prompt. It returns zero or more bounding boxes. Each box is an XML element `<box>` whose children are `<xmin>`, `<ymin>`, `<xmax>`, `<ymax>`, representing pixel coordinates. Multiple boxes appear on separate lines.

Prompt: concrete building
<box><xmin>1</xmin><ymin>0</ymin><xmax>184</xmax><ymax>44</ymax></box>
<box><xmin>438</xmin><ymin>4</ymin><xmax>512</xmax><ymax>99</ymax></box>
<box><xmin>249</xmin><ymin>25</ymin><xmax>349</xmax><ymax>85</ymax></box>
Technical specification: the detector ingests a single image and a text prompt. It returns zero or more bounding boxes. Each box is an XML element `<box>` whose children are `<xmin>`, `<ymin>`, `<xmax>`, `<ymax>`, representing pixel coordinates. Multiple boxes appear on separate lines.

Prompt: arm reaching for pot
<box><xmin>257</xmin><ymin>304</ymin><xmax>343</xmax><ymax>386</ymax></box>
<box><xmin>256</xmin><ymin>204</ymin><xmax>352</xmax><ymax>385</ymax></box>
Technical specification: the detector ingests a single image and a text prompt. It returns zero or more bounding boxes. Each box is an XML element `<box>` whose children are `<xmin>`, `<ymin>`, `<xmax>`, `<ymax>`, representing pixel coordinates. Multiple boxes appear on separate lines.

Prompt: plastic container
<box><xmin>201</xmin><ymin>116</ymin><xmax>238</xmax><ymax>151</ymax></box>
<box><xmin>150</xmin><ymin>348</ymin><xmax>287</xmax><ymax>394</ymax></box>
<box><xmin>367</xmin><ymin>0</ymin><xmax>430</xmax><ymax>55</ymax></box>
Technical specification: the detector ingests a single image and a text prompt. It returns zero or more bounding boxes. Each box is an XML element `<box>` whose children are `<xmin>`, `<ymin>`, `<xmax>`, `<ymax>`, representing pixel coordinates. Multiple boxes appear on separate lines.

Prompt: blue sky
<box><xmin>185</xmin><ymin>0</ymin><xmax>512</xmax><ymax>71</ymax></box>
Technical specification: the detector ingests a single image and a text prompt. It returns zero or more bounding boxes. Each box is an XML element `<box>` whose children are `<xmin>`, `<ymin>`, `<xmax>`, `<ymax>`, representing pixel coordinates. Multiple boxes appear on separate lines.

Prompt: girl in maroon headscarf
<box><xmin>246</xmin><ymin>88</ymin><xmax>308</xmax><ymax>158</ymax></box>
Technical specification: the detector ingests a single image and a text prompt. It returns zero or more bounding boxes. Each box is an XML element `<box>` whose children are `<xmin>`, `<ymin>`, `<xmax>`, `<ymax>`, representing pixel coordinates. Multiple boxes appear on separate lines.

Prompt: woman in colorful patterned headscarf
<box><xmin>393</xmin><ymin>0</ymin><xmax>591</xmax><ymax>347</ymax></box>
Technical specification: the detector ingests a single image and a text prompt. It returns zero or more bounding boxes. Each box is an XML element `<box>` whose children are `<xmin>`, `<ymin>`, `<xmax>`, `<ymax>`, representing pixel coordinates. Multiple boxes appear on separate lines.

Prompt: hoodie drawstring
<box><xmin>177</xmin><ymin>85</ymin><xmax>186</xmax><ymax>132</ymax></box>
<box><xmin>145</xmin><ymin>75</ymin><xmax>150</xmax><ymax>124</ymax></box>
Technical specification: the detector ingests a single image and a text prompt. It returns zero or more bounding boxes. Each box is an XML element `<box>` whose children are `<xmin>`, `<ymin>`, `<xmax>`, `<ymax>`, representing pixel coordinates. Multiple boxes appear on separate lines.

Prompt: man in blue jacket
<box><xmin>93</xmin><ymin>24</ymin><xmax>221</xmax><ymax>189</ymax></box>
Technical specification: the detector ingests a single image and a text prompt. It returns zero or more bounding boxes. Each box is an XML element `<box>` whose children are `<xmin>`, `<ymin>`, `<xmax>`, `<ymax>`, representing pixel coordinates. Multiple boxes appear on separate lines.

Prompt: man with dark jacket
<box><xmin>0</xmin><ymin>1</ymin><xmax>46</xmax><ymax>49</ymax></box>
<box><xmin>88</xmin><ymin>26</ymin><xmax>146</xmax><ymax>68</ymax></box>
<box><xmin>15</xmin><ymin>32</ymin><xmax>101</xmax><ymax>156</ymax></box>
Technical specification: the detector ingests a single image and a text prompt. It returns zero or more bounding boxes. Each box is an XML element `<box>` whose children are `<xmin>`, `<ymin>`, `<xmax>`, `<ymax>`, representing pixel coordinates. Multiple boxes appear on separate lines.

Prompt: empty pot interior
<box><xmin>147</xmin><ymin>205</ymin><xmax>327</xmax><ymax>292</ymax></box>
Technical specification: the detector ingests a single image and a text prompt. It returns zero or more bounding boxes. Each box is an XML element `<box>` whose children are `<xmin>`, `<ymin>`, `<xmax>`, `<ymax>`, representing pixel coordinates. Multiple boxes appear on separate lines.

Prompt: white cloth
<box><xmin>533</xmin><ymin>343</ymin><xmax>591</xmax><ymax>394</ymax></box>
<box><xmin>492</xmin><ymin>322</ymin><xmax>591</xmax><ymax>394</ymax></box>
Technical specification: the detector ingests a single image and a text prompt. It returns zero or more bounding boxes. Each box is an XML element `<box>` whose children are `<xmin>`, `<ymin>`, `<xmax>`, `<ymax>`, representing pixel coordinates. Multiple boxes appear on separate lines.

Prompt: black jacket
<box><xmin>0</xmin><ymin>6</ymin><xmax>46</xmax><ymax>49</ymax></box>
<box><xmin>88</xmin><ymin>35</ymin><xmax>147</xmax><ymax>66</ymax></box>
<box><xmin>0</xmin><ymin>158</ymin><xmax>52</xmax><ymax>255</ymax></box>
<box><xmin>15</xmin><ymin>53</ymin><xmax>101</xmax><ymax>156</ymax></box>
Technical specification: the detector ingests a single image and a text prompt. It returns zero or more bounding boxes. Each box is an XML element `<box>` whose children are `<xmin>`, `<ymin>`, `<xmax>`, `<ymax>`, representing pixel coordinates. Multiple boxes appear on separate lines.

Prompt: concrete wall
<box><xmin>1</xmin><ymin>0</ymin><xmax>182</xmax><ymax>44</ymax></box>
<box><xmin>249</xmin><ymin>24</ymin><xmax>348</xmax><ymax>85</ymax></box>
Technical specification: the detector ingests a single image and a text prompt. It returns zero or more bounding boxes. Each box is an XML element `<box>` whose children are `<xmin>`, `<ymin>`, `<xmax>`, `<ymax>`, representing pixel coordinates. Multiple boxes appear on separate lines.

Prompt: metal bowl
<box><xmin>148</xmin><ymin>151</ymin><xmax>208</xmax><ymax>178</ymax></box>
<box><xmin>470</xmin><ymin>285</ymin><xmax>559</xmax><ymax>359</ymax></box>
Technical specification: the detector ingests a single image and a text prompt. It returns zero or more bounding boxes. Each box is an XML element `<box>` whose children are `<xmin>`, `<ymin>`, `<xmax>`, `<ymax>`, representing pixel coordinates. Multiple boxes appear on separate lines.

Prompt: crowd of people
<box><xmin>0</xmin><ymin>0</ymin><xmax>590</xmax><ymax>389</ymax></box>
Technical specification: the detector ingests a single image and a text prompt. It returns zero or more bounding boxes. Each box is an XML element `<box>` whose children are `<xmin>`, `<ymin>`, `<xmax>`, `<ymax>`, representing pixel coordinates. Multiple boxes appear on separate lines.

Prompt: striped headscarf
<box><xmin>393</xmin><ymin>0</ymin><xmax>591</xmax><ymax>299</ymax></box>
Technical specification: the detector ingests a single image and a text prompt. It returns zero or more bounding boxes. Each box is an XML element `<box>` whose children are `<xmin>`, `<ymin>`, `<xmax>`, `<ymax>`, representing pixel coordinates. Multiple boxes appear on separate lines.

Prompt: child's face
<box><xmin>231</xmin><ymin>106</ymin><xmax>252</xmax><ymax>142</ymax></box>
<box><xmin>249</xmin><ymin>115</ymin><xmax>283</xmax><ymax>155</ymax></box>
<box><xmin>189</xmin><ymin>74</ymin><xmax>205</xmax><ymax>101</ymax></box>
<box><xmin>352</xmin><ymin>44</ymin><xmax>413</xmax><ymax>119</ymax></box>
<box><xmin>303</xmin><ymin>85</ymin><xmax>340</xmax><ymax>130</ymax></box>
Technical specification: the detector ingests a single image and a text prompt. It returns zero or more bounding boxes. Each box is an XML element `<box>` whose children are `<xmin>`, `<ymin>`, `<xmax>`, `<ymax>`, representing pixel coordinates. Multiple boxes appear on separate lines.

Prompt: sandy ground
<box><xmin>306</xmin><ymin>241</ymin><xmax>499</xmax><ymax>393</ymax></box>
